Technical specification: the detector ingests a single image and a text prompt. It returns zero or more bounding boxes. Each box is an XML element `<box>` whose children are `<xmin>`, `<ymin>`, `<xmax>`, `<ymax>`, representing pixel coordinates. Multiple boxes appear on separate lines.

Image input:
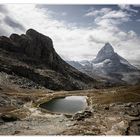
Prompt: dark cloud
<box><xmin>4</xmin><ymin>16</ymin><xmax>25</xmax><ymax>31</ymax></box>
<box><xmin>0</xmin><ymin>5</ymin><xmax>8</xmax><ymax>13</ymax></box>
<box><xmin>0</xmin><ymin>5</ymin><xmax>25</xmax><ymax>34</ymax></box>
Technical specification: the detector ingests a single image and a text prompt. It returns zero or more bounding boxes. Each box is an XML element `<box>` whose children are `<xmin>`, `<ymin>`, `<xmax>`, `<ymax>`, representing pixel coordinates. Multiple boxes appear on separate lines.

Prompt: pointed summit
<box><xmin>93</xmin><ymin>43</ymin><xmax>115</xmax><ymax>63</ymax></box>
<box><xmin>99</xmin><ymin>43</ymin><xmax>114</xmax><ymax>56</ymax></box>
<box><xmin>103</xmin><ymin>42</ymin><xmax>114</xmax><ymax>53</ymax></box>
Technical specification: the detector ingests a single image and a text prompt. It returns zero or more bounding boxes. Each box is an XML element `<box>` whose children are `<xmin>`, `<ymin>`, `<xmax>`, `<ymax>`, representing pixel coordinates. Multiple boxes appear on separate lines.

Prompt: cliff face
<box><xmin>0</xmin><ymin>29</ymin><xmax>98</xmax><ymax>90</ymax></box>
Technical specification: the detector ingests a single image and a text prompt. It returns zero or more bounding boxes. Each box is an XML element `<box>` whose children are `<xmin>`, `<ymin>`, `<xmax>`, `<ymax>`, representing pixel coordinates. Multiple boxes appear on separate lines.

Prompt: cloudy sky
<box><xmin>0</xmin><ymin>4</ymin><xmax>140</xmax><ymax>65</ymax></box>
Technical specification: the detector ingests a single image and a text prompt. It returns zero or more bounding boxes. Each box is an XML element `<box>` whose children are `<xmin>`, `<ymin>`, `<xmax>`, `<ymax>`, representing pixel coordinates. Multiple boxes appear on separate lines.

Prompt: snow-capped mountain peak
<box><xmin>67</xmin><ymin>43</ymin><xmax>140</xmax><ymax>85</ymax></box>
<box><xmin>93</xmin><ymin>43</ymin><xmax>115</xmax><ymax>63</ymax></box>
<box><xmin>101</xmin><ymin>42</ymin><xmax>114</xmax><ymax>53</ymax></box>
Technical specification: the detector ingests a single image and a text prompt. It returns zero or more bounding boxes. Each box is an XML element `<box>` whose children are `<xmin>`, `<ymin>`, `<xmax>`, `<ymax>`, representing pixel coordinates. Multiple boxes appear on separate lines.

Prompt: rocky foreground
<box><xmin>0</xmin><ymin>84</ymin><xmax>140</xmax><ymax>135</ymax></box>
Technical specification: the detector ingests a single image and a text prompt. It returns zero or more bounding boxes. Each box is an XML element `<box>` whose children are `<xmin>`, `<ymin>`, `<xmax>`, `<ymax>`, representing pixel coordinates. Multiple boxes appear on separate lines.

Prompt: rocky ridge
<box><xmin>0</xmin><ymin>29</ymin><xmax>98</xmax><ymax>91</ymax></box>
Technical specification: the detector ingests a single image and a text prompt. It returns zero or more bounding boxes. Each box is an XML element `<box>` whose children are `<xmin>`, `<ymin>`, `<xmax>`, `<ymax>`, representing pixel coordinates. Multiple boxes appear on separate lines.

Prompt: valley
<box><xmin>0</xmin><ymin>29</ymin><xmax>140</xmax><ymax>135</ymax></box>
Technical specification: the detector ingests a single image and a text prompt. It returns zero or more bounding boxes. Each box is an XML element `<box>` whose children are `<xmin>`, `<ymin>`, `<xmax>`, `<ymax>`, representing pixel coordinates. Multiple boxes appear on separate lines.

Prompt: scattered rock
<box><xmin>105</xmin><ymin>121</ymin><xmax>128</xmax><ymax>135</ymax></box>
<box><xmin>126</xmin><ymin>108</ymin><xmax>140</xmax><ymax>117</ymax></box>
<box><xmin>126</xmin><ymin>119</ymin><xmax>140</xmax><ymax>135</ymax></box>
<box><xmin>104</xmin><ymin>106</ymin><xmax>109</xmax><ymax>110</ymax></box>
<box><xmin>73</xmin><ymin>110</ymin><xmax>92</xmax><ymax>121</ymax></box>
<box><xmin>0</xmin><ymin>118</ymin><xmax>4</xmax><ymax>124</ymax></box>
<box><xmin>0</xmin><ymin>96</ymin><xmax>11</xmax><ymax>107</ymax></box>
<box><xmin>13</xmin><ymin>130</ymin><xmax>21</xmax><ymax>135</ymax></box>
<box><xmin>64</xmin><ymin>114</ymin><xmax>73</xmax><ymax>118</ymax></box>
<box><xmin>1</xmin><ymin>114</ymin><xmax>19</xmax><ymax>122</ymax></box>
<box><xmin>124</xmin><ymin>103</ymin><xmax>132</xmax><ymax>107</ymax></box>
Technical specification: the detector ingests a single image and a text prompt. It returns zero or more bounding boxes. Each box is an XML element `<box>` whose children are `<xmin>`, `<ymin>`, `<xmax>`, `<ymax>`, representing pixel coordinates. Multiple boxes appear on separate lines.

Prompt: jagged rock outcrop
<box><xmin>0</xmin><ymin>29</ymin><xmax>98</xmax><ymax>90</ymax></box>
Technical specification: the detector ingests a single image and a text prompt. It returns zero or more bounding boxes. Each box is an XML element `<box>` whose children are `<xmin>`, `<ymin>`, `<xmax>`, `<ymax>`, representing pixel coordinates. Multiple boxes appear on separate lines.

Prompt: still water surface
<box><xmin>39</xmin><ymin>96</ymin><xmax>87</xmax><ymax>114</ymax></box>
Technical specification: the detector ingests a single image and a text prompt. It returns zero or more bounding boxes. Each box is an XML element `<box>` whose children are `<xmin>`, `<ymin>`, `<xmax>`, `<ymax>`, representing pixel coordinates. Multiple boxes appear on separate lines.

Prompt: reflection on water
<box><xmin>39</xmin><ymin>96</ymin><xmax>87</xmax><ymax>114</ymax></box>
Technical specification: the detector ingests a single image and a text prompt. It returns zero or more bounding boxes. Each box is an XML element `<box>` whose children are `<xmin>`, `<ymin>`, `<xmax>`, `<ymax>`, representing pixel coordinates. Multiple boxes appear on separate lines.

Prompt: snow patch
<box><xmin>92</xmin><ymin>59</ymin><xmax>111</xmax><ymax>68</ymax></box>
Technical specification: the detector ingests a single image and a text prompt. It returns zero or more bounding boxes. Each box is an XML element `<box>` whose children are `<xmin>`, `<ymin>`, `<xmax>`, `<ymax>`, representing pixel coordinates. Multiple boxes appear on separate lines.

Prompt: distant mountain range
<box><xmin>0</xmin><ymin>29</ymin><xmax>98</xmax><ymax>91</ymax></box>
<box><xmin>67</xmin><ymin>43</ymin><xmax>140</xmax><ymax>85</ymax></box>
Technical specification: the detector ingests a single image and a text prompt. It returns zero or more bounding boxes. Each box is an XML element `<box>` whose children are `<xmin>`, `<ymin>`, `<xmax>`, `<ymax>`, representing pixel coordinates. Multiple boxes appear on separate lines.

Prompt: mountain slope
<box><xmin>67</xmin><ymin>43</ymin><xmax>140</xmax><ymax>85</ymax></box>
<box><xmin>0</xmin><ymin>29</ymin><xmax>98</xmax><ymax>90</ymax></box>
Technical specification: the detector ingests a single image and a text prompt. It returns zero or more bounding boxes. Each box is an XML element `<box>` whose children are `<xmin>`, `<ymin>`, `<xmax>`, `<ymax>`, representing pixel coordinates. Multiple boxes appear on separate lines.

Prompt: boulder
<box><xmin>73</xmin><ymin>110</ymin><xmax>92</xmax><ymax>121</ymax></box>
<box><xmin>1</xmin><ymin>114</ymin><xmax>19</xmax><ymax>122</ymax></box>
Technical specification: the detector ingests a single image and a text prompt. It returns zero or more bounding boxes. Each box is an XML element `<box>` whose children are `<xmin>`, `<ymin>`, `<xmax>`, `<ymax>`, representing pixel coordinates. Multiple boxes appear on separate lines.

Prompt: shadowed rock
<box><xmin>1</xmin><ymin>114</ymin><xmax>19</xmax><ymax>122</ymax></box>
<box><xmin>0</xmin><ymin>29</ymin><xmax>98</xmax><ymax>90</ymax></box>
